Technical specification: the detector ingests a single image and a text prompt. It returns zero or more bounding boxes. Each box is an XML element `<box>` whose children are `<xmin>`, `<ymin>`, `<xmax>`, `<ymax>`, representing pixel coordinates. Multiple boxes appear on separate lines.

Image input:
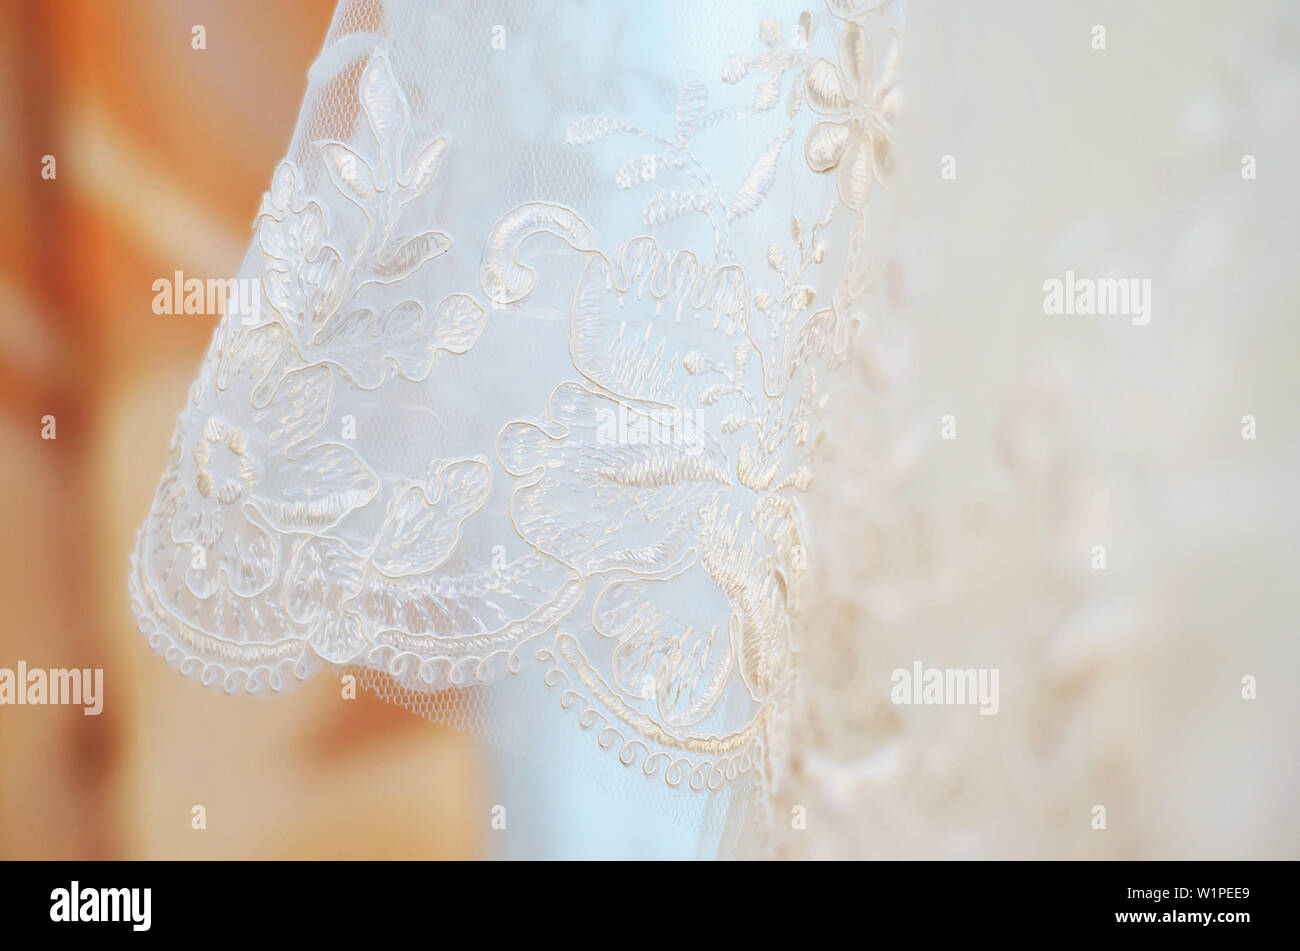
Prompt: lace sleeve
<box><xmin>128</xmin><ymin>0</ymin><xmax>901</xmax><ymax>829</ymax></box>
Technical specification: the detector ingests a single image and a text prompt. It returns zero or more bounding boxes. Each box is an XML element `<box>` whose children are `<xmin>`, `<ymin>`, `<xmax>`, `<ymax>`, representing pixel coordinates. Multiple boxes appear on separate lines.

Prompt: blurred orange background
<box><xmin>0</xmin><ymin>0</ymin><xmax>484</xmax><ymax>859</ymax></box>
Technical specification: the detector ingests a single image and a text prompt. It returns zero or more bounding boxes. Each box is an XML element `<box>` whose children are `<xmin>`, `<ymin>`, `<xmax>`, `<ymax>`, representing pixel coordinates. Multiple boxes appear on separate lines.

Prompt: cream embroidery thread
<box><xmin>130</xmin><ymin>4</ymin><xmax>900</xmax><ymax>805</ymax></box>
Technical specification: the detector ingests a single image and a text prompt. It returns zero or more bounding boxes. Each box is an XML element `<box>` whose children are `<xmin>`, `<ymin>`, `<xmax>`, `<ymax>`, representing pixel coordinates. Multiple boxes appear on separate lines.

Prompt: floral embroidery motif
<box><xmin>804</xmin><ymin>19</ymin><xmax>901</xmax><ymax>208</ymax></box>
<box><xmin>130</xmin><ymin>49</ymin><xmax>547</xmax><ymax>686</ymax></box>
<box><xmin>722</xmin><ymin>12</ymin><xmax>817</xmax><ymax>117</ymax></box>
<box><xmin>257</xmin><ymin>54</ymin><xmax>485</xmax><ymax>390</ymax></box>
<box><xmin>168</xmin><ymin>359</ymin><xmax>379</xmax><ymax>600</ymax></box>
<box><xmin>283</xmin><ymin>458</ymin><xmax>492</xmax><ymax>663</ymax></box>
<box><xmin>193</xmin><ymin>418</ymin><xmax>255</xmax><ymax>503</ymax></box>
<box><xmin>567</xmin><ymin>71</ymin><xmax>798</xmax><ymax>244</ymax></box>
<box><xmin>485</xmin><ymin>2</ymin><xmax>900</xmax><ymax>791</ymax></box>
<box><xmin>484</xmin><ymin>195</ymin><xmax>848</xmax><ymax>783</ymax></box>
<box><xmin>131</xmin><ymin>4</ymin><xmax>900</xmax><ymax>803</ymax></box>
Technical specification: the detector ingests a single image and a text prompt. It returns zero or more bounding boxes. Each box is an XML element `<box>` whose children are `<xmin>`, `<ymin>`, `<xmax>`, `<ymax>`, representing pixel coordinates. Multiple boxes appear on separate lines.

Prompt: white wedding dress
<box><xmin>129</xmin><ymin>0</ymin><xmax>901</xmax><ymax>858</ymax></box>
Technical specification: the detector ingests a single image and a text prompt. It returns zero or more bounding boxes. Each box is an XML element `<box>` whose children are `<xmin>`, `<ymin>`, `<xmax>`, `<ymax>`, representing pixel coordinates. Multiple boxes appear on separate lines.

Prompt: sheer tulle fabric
<box><xmin>129</xmin><ymin>0</ymin><xmax>899</xmax><ymax>857</ymax></box>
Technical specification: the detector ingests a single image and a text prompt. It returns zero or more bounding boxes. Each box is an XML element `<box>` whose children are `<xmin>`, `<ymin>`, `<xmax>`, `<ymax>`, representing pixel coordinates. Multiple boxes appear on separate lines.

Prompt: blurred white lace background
<box><xmin>778</xmin><ymin>0</ymin><xmax>1299</xmax><ymax>858</ymax></box>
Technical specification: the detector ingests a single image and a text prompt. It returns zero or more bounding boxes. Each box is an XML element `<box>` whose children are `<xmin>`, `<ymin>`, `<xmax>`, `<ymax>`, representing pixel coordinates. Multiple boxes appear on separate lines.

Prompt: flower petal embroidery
<box><xmin>597</xmin><ymin>575</ymin><xmax>734</xmax><ymax>727</ymax></box>
<box><xmin>178</xmin><ymin>504</ymin><xmax>278</xmax><ymax>600</ymax></box>
<box><xmin>498</xmin><ymin>382</ymin><xmax>730</xmax><ymax>574</ymax></box>
<box><xmin>370</xmin><ymin>459</ymin><xmax>491</xmax><ymax>577</ymax></box>
<box><xmin>838</xmin><ymin>22</ymin><xmax>870</xmax><ymax>98</ymax></box>
<box><xmin>256</xmin><ymin>366</ymin><xmax>330</xmax><ymax>454</ymax></box>
<box><xmin>805</xmin><ymin>120</ymin><xmax>851</xmax><ymax>173</ymax></box>
<box><xmin>258</xmin><ymin>442</ymin><xmax>379</xmax><ymax>532</ymax></box>
<box><xmin>805</xmin><ymin>57</ymin><xmax>850</xmax><ymax>115</ymax></box>
<box><xmin>284</xmin><ymin>535</ymin><xmax>366</xmax><ymax>629</ymax></box>
<box><xmin>836</xmin><ymin>129</ymin><xmax>875</xmax><ymax>210</ymax></box>
<box><xmin>699</xmin><ymin>503</ymin><xmax>793</xmax><ymax>703</ymax></box>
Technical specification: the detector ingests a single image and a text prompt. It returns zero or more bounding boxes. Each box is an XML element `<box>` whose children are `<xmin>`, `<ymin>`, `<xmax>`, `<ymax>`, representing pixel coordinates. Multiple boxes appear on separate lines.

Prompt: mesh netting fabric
<box><xmin>348</xmin><ymin>666</ymin><xmax>754</xmax><ymax>858</ymax></box>
<box><xmin>129</xmin><ymin>0</ymin><xmax>900</xmax><ymax>857</ymax></box>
